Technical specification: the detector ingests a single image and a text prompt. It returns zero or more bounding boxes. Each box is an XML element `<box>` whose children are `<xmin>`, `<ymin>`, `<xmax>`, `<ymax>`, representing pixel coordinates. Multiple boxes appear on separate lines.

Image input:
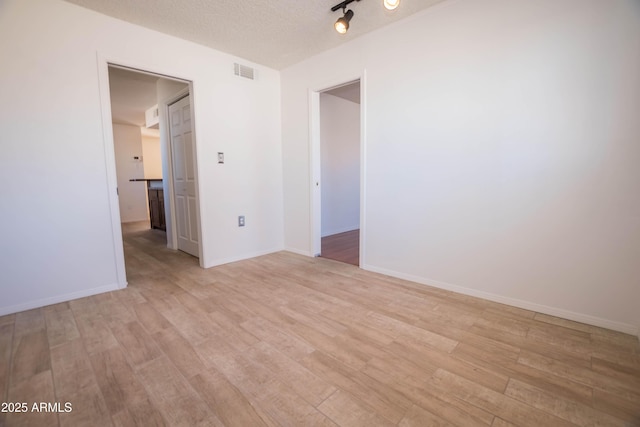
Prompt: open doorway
<box><xmin>311</xmin><ymin>78</ymin><xmax>363</xmax><ymax>267</ymax></box>
<box><xmin>105</xmin><ymin>64</ymin><xmax>200</xmax><ymax>284</ymax></box>
<box><xmin>108</xmin><ymin>66</ymin><xmax>169</xmax><ymax>236</ymax></box>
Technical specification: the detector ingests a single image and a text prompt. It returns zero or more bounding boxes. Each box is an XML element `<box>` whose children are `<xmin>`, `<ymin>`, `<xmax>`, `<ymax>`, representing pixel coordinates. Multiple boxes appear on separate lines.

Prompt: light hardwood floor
<box><xmin>1</xmin><ymin>225</ymin><xmax>639</xmax><ymax>426</ymax></box>
<box><xmin>321</xmin><ymin>230</ymin><xmax>359</xmax><ymax>267</ymax></box>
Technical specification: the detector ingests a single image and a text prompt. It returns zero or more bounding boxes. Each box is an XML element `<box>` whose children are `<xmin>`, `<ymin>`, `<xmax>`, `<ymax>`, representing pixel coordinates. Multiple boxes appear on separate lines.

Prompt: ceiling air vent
<box><xmin>234</xmin><ymin>63</ymin><xmax>255</xmax><ymax>80</ymax></box>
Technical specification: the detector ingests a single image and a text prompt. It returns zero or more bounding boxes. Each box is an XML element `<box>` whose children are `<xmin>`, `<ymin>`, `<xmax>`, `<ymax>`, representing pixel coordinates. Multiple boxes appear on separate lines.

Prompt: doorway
<box><xmin>101</xmin><ymin>62</ymin><xmax>201</xmax><ymax>287</ymax></box>
<box><xmin>310</xmin><ymin>77</ymin><xmax>364</xmax><ymax>267</ymax></box>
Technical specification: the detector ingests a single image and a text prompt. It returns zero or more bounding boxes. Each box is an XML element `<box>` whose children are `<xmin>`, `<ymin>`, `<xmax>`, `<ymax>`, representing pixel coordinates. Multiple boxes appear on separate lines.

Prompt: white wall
<box><xmin>282</xmin><ymin>0</ymin><xmax>640</xmax><ymax>335</ymax></box>
<box><xmin>0</xmin><ymin>0</ymin><xmax>283</xmax><ymax>315</ymax></box>
<box><xmin>320</xmin><ymin>93</ymin><xmax>360</xmax><ymax>236</ymax></box>
<box><xmin>141</xmin><ymin>133</ymin><xmax>162</xmax><ymax>179</ymax></box>
<box><xmin>113</xmin><ymin>124</ymin><xmax>148</xmax><ymax>222</ymax></box>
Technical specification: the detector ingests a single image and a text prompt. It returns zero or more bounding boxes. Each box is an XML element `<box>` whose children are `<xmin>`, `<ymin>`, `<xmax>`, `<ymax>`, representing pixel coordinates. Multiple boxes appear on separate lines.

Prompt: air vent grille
<box><xmin>234</xmin><ymin>63</ymin><xmax>255</xmax><ymax>80</ymax></box>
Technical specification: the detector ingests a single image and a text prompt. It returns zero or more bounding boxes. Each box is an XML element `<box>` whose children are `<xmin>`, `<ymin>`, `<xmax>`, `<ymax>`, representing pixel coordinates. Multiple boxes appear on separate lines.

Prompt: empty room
<box><xmin>0</xmin><ymin>0</ymin><xmax>639</xmax><ymax>426</ymax></box>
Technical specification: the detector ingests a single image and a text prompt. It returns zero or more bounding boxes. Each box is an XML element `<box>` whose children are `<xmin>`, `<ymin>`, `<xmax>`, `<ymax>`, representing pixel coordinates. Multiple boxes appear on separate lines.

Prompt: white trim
<box><xmin>202</xmin><ymin>247</ymin><xmax>284</xmax><ymax>268</ymax></box>
<box><xmin>283</xmin><ymin>247</ymin><xmax>314</xmax><ymax>257</ymax></box>
<box><xmin>96</xmin><ymin>53</ymin><xmax>127</xmax><ymax>289</ymax></box>
<box><xmin>103</xmin><ymin>57</ymin><xmax>194</xmax><ymax>84</ymax></box>
<box><xmin>0</xmin><ymin>283</ymin><xmax>122</xmax><ymax>317</ymax></box>
<box><xmin>165</xmin><ymin>89</ymin><xmax>190</xmax><ymax>105</ymax></box>
<box><xmin>309</xmin><ymin>72</ymin><xmax>367</xmax><ymax>263</ymax></box>
<box><xmin>107</xmin><ymin>63</ymin><xmax>188</xmax><ymax>83</ymax></box>
<box><xmin>187</xmin><ymin>85</ymin><xmax>205</xmax><ymax>265</ymax></box>
<box><xmin>309</xmin><ymin>89</ymin><xmax>321</xmax><ymax>257</ymax></box>
<box><xmin>363</xmin><ymin>263</ymin><xmax>639</xmax><ymax>337</ymax></box>
<box><xmin>358</xmin><ymin>71</ymin><xmax>367</xmax><ymax>268</ymax></box>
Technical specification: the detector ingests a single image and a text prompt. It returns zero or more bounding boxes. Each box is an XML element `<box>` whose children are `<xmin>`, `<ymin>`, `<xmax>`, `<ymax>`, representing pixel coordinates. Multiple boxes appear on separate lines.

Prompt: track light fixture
<box><xmin>331</xmin><ymin>0</ymin><xmax>360</xmax><ymax>34</ymax></box>
<box><xmin>334</xmin><ymin>9</ymin><xmax>354</xmax><ymax>34</ymax></box>
<box><xmin>331</xmin><ymin>0</ymin><xmax>400</xmax><ymax>34</ymax></box>
<box><xmin>383</xmin><ymin>0</ymin><xmax>400</xmax><ymax>10</ymax></box>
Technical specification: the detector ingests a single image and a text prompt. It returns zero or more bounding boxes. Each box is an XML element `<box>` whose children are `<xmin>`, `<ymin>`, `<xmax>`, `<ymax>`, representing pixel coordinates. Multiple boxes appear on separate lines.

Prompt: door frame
<box><xmin>97</xmin><ymin>53</ymin><xmax>204</xmax><ymax>288</ymax></box>
<box><xmin>308</xmin><ymin>70</ymin><xmax>367</xmax><ymax>266</ymax></box>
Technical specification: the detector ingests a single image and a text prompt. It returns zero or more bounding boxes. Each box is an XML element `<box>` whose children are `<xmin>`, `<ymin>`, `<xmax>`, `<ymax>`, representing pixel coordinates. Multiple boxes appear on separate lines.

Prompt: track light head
<box><xmin>383</xmin><ymin>0</ymin><xmax>400</xmax><ymax>10</ymax></box>
<box><xmin>330</xmin><ymin>0</ymin><xmax>400</xmax><ymax>32</ymax></box>
<box><xmin>335</xmin><ymin>9</ymin><xmax>354</xmax><ymax>34</ymax></box>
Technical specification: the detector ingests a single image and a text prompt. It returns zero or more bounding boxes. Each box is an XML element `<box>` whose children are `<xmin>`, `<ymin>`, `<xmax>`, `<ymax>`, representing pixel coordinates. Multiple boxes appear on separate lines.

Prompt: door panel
<box><xmin>185</xmin><ymin>135</ymin><xmax>195</xmax><ymax>181</ymax></box>
<box><xmin>176</xmin><ymin>196</ymin><xmax>187</xmax><ymax>239</ymax></box>
<box><xmin>169</xmin><ymin>95</ymin><xmax>199</xmax><ymax>257</ymax></box>
<box><xmin>188</xmin><ymin>197</ymin><xmax>198</xmax><ymax>238</ymax></box>
<box><xmin>173</xmin><ymin>136</ymin><xmax>185</xmax><ymax>181</ymax></box>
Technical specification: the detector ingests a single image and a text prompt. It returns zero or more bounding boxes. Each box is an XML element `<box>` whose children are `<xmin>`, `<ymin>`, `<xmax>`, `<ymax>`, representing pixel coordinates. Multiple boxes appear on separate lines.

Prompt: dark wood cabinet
<box><xmin>148</xmin><ymin>187</ymin><xmax>166</xmax><ymax>231</ymax></box>
<box><xmin>129</xmin><ymin>178</ymin><xmax>166</xmax><ymax>231</ymax></box>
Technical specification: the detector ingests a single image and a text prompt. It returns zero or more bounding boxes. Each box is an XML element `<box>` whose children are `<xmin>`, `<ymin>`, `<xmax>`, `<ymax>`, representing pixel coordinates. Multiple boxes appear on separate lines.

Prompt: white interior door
<box><xmin>168</xmin><ymin>95</ymin><xmax>199</xmax><ymax>257</ymax></box>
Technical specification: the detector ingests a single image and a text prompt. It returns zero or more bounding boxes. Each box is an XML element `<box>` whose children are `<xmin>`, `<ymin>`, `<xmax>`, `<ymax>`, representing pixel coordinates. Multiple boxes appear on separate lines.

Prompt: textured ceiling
<box><xmin>64</xmin><ymin>0</ymin><xmax>446</xmax><ymax>70</ymax></box>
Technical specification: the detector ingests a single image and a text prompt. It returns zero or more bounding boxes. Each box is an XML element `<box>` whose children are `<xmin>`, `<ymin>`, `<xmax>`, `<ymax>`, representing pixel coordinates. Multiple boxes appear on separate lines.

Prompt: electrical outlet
<box><xmin>238</xmin><ymin>215</ymin><xmax>245</xmax><ymax>227</ymax></box>
<box><xmin>218</xmin><ymin>152</ymin><xmax>224</xmax><ymax>164</ymax></box>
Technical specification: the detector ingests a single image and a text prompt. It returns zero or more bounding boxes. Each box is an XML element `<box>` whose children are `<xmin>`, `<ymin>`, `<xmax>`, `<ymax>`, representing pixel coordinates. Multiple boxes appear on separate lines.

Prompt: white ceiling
<box><xmin>109</xmin><ymin>66</ymin><xmax>188</xmax><ymax>133</ymax></box>
<box><xmin>108</xmin><ymin>67</ymin><xmax>159</xmax><ymax>127</ymax></box>
<box><xmin>64</xmin><ymin>0</ymin><xmax>447</xmax><ymax>70</ymax></box>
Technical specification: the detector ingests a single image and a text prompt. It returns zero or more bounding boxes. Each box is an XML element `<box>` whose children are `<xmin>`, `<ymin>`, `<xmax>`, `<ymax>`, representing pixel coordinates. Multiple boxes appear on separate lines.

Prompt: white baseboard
<box><xmin>202</xmin><ymin>247</ymin><xmax>284</xmax><ymax>268</ymax></box>
<box><xmin>0</xmin><ymin>282</ymin><xmax>124</xmax><ymax>317</ymax></box>
<box><xmin>362</xmin><ymin>263</ymin><xmax>639</xmax><ymax>338</ymax></box>
<box><xmin>283</xmin><ymin>246</ymin><xmax>314</xmax><ymax>257</ymax></box>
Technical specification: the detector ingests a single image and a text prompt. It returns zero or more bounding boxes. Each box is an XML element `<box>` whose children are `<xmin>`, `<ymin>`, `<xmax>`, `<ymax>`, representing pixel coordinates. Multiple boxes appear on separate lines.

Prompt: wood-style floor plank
<box><xmin>89</xmin><ymin>347</ymin><xmax>149</xmax><ymax>414</ymax></box>
<box><xmin>0</xmin><ymin>321</ymin><xmax>15</xmax><ymax>404</ymax></box>
<box><xmin>5</xmin><ymin>370</ymin><xmax>58</xmax><ymax>427</ymax></box>
<box><xmin>504</xmin><ymin>379</ymin><xmax>624</xmax><ymax>427</ymax></box>
<box><xmin>10</xmin><ymin>330</ymin><xmax>50</xmax><ymax>386</ymax></box>
<box><xmin>318</xmin><ymin>389</ymin><xmax>393</xmax><ymax>427</ymax></box>
<box><xmin>43</xmin><ymin>304</ymin><xmax>80</xmax><ymax>349</ymax></box>
<box><xmin>428</xmin><ymin>369</ymin><xmax>577</xmax><ymax>427</ymax></box>
<box><xmin>398</xmin><ymin>404</ymin><xmax>457</xmax><ymax>427</ymax></box>
<box><xmin>13</xmin><ymin>309</ymin><xmax>45</xmax><ymax>338</ymax></box>
<box><xmin>57</xmin><ymin>381</ymin><xmax>112</xmax><ymax>427</ymax></box>
<box><xmin>0</xmin><ymin>224</ymin><xmax>638</xmax><ymax>426</ymax></box>
<box><xmin>321</xmin><ymin>230</ymin><xmax>359</xmax><ymax>266</ymax></box>
<box><xmin>189</xmin><ymin>367</ymin><xmax>273</xmax><ymax>427</ymax></box>
<box><xmin>109</xmin><ymin>398</ymin><xmax>166</xmax><ymax>427</ymax></box>
<box><xmin>136</xmin><ymin>355</ymin><xmax>218</xmax><ymax>427</ymax></box>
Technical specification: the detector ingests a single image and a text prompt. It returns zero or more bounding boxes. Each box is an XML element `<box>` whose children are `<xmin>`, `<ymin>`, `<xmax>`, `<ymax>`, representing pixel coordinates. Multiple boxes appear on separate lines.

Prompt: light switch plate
<box><xmin>218</xmin><ymin>152</ymin><xmax>224</xmax><ymax>164</ymax></box>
